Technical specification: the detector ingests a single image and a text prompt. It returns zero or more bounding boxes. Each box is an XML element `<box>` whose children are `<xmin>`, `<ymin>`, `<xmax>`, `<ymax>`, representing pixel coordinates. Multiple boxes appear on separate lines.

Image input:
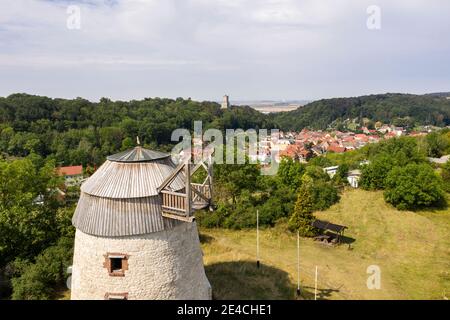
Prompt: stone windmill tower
<box><xmin>70</xmin><ymin>145</ymin><xmax>213</xmax><ymax>300</ymax></box>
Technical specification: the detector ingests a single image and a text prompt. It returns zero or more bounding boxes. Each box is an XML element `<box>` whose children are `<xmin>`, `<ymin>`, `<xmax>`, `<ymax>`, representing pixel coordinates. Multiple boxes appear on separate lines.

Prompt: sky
<box><xmin>0</xmin><ymin>0</ymin><xmax>449</xmax><ymax>102</ymax></box>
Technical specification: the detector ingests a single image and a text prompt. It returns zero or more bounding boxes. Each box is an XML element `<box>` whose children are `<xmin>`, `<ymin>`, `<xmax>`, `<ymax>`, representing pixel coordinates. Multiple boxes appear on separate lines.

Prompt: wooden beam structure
<box><xmin>157</xmin><ymin>161</ymin><xmax>185</xmax><ymax>193</ymax></box>
<box><xmin>158</xmin><ymin>156</ymin><xmax>213</xmax><ymax>222</ymax></box>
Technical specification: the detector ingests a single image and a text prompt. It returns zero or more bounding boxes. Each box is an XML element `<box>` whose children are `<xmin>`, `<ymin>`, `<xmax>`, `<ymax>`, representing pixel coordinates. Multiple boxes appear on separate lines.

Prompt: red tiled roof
<box><xmin>355</xmin><ymin>134</ymin><xmax>369</xmax><ymax>142</ymax></box>
<box><xmin>298</xmin><ymin>149</ymin><xmax>310</xmax><ymax>157</ymax></box>
<box><xmin>57</xmin><ymin>165</ymin><xmax>83</xmax><ymax>176</ymax></box>
<box><xmin>328</xmin><ymin>144</ymin><xmax>346</xmax><ymax>153</ymax></box>
<box><xmin>343</xmin><ymin>136</ymin><xmax>355</xmax><ymax>142</ymax></box>
<box><xmin>279</xmin><ymin>144</ymin><xmax>311</xmax><ymax>159</ymax></box>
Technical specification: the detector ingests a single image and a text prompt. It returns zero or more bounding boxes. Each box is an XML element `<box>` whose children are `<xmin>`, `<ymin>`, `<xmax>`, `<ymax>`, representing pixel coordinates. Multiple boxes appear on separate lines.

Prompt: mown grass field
<box><xmin>201</xmin><ymin>189</ymin><xmax>450</xmax><ymax>300</ymax></box>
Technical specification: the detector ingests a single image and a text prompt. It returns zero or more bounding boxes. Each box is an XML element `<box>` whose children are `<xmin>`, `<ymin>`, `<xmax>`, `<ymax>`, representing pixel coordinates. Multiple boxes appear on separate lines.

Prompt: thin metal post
<box><xmin>185</xmin><ymin>161</ymin><xmax>191</xmax><ymax>217</ymax></box>
<box><xmin>314</xmin><ymin>266</ymin><xmax>318</xmax><ymax>301</ymax></box>
<box><xmin>208</xmin><ymin>154</ymin><xmax>214</xmax><ymax>208</ymax></box>
<box><xmin>296</xmin><ymin>231</ymin><xmax>300</xmax><ymax>296</ymax></box>
<box><xmin>256</xmin><ymin>209</ymin><xmax>260</xmax><ymax>268</ymax></box>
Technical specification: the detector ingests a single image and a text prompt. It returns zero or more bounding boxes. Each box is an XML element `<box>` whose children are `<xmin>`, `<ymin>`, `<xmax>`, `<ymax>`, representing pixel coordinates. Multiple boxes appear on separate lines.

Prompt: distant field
<box><xmin>201</xmin><ymin>189</ymin><xmax>450</xmax><ymax>300</ymax></box>
<box><xmin>249</xmin><ymin>105</ymin><xmax>300</xmax><ymax>113</ymax></box>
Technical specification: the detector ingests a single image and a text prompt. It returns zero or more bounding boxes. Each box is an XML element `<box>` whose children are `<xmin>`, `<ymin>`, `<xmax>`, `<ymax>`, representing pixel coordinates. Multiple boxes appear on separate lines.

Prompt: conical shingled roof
<box><xmin>81</xmin><ymin>147</ymin><xmax>184</xmax><ymax>198</ymax></box>
<box><xmin>72</xmin><ymin>146</ymin><xmax>184</xmax><ymax>237</ymax></box>
<box><xmin>107</xmin><ymin>146</ymin><xmax>169</xmax><ymax>162</ymax></box>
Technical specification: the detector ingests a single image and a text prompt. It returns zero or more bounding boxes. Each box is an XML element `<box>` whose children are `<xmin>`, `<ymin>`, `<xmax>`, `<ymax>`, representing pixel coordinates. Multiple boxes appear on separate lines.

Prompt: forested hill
<box><xmin>2</xmin><ymin>92</ymin><xmax>450</xmax><ymax>166</ymax></box>
<box><xmin>0</xmin><ymin>93</ymin><xmax>272</xmax><ymax>166</ymax></box>
<box><xmin>425</xmin><ymin>92</ymin><xmax>450</xmax><ymax>98</ymax></box>
<box><xmin>271</xmin><ymin>93</ymin><xmax>450</xmax><ymax>131</ymax></box>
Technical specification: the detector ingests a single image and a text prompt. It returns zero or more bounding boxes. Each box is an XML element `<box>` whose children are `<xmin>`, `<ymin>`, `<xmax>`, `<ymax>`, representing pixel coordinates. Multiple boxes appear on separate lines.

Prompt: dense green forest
<box><xmin>2</xmin><ymin>93</ymin><xmax>450</xmax><ymax>167</ymax></box>
<box><xmin>0</xmin><ymin>93</ymin><xmax>272</xmax><ymax>166</ymax></box>
<box><xmin>271</xmin><ymin>93</ymin><xmax>450</xmax><ymax>131</ymax></box>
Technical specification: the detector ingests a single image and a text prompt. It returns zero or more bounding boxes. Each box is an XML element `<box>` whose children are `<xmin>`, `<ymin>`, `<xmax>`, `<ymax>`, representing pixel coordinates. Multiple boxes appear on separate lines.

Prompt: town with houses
<box><xmin>252</xmin><ymin>122</ymin><xmax>436</xmax><ymax>189</ymax></box>
<box><xmin>55</xmin><ymin>122</ymin><xmax>437</xmax><ymax>193</ymax></box>
<box><xmin>276</xmin><ymin>124</ymin><xmax>428</xmax><ymax>162</ymax></box>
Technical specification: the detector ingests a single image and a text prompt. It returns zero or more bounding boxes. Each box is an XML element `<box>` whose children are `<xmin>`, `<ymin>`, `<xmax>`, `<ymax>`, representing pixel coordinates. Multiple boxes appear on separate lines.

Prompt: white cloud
<box><xmin>0</xmin><ymin>0</ymin><xmax>449</xmax><ymax>100</ymax></box>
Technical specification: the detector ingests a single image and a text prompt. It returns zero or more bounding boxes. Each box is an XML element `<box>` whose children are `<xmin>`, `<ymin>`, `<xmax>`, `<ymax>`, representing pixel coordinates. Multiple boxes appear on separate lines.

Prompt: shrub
<box><xmin>195</xmin><ymin>208</ymin><xmax>225</xmax><ymax>229</ymax></box>
<box><xmin>197</xmin><ymin>182</ymin><xmax>296</xmax><ymax>230</ymax></box>
<box><xmin>11</xmin><ymin>237</ymin><xmax>73</xmax><ymax>300</ymax></box>
<box><xmin>301</xmin><ymin>165</ymin><xmax>330</xmax><ymax>185</ymax></box>
<box><xmin>309</xmin><ymin>182</ymin><xmax>340</xmax><ymax>211</ymax></box>
<box><xmin>440</xmin><ymin>161</ymin><xmax>450</xmax><ymax>193</ymax></box>
<box><xmin>424</xmin><ymin>132</ymin><xmax>450</xmax><ymax>158</ymax></box>
<box><xmin>332</xmin><ymin>163</ymin><xmax>349</xmax><ymax>186</ymax></box>
<box><xmin>384</xmin><ymin>164</ymin><xmax>446</xmax><ymax>210</ymax></box>
<box><xmin>308</xmin><ymin>157</ymin><xmax>333</xmax><ymax>168</ymax></box>
<box><xmin>360</xmin><ymin>155</ymin><xmax>394</xmax><ymax>190</ymax></box>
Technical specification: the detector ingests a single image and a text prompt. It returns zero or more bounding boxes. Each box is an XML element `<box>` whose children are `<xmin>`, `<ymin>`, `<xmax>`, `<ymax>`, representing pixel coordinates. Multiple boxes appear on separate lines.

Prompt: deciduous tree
<box><xmin>384</xmin><ymin>164</ymin><xmax>446</xmax><ymax>210</ymax></box>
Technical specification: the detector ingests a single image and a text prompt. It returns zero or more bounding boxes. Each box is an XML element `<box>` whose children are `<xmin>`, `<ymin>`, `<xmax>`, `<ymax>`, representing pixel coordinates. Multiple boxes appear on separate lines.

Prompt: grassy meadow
<box><xmin>201</xmin><ymin>189</ymin><xmax>450</xmax><ymax>300</ymax></box>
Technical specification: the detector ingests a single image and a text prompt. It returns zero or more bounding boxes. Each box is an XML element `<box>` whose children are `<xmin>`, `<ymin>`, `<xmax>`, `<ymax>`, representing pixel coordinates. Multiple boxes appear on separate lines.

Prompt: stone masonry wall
<box><xmin>71</xmin><ymin>221</ymin><xmax>211</xmax><ymax>300</ymax></box>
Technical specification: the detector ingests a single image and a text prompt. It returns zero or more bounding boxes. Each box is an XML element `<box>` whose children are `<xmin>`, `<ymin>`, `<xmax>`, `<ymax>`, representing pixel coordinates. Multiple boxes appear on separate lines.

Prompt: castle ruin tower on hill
<box><xmin>221</xmin><ymin>94</ymin><xmax>230</xmax><ymax>109</ymax></box>
<box><xmin>70</xmin><ymin>145</ymin><xmax>213</xmax><ymax>300</ymax></box>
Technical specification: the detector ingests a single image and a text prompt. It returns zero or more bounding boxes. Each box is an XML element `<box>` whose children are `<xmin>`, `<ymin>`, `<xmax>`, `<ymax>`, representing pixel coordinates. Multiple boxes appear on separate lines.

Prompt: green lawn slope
<box><xmin>201</xmin><ymin>189</ymin><xmax>450</xmax><ymax>300</ymax></box>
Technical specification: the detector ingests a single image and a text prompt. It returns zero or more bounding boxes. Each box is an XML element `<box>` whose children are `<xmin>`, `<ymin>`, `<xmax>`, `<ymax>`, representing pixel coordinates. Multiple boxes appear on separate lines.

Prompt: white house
<box><xmin>347</xmin><ymin>170</ymin><xmax>362</xmax><ymax>188</ymax></box>
<box><xmin>57</xmin><ymin>165</ymin><xmax>84</xmax><ymax>187</ymax></box>
<box><xmin>324</xmin><ymin>166</ymin><xmax>339</xmax><ymax>178</ymax></box>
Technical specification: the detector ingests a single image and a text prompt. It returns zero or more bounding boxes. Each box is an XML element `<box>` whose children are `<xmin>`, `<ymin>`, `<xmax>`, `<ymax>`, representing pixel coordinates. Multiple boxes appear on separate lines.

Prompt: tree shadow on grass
<box><xmin>199</xmin><ymin>233</ymin><xmax>215</xmax><ymax>244</ymax></box>
<box><xmin>301</xmin><ymin>286</ymin><xmax>341</xmax><ymax>300</ymax></box>
<box><xmin>205</xmin><ymin>260</ymin><xmax>315</xmax><ymax>300</ymax></box>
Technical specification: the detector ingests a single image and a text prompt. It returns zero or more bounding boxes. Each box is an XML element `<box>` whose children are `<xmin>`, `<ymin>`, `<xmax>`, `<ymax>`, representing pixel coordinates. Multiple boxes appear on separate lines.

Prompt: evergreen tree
<box><xmin>288</xmin><ymin>184</ymin><xmax>318</xmax><ymax>237</ymax></box>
